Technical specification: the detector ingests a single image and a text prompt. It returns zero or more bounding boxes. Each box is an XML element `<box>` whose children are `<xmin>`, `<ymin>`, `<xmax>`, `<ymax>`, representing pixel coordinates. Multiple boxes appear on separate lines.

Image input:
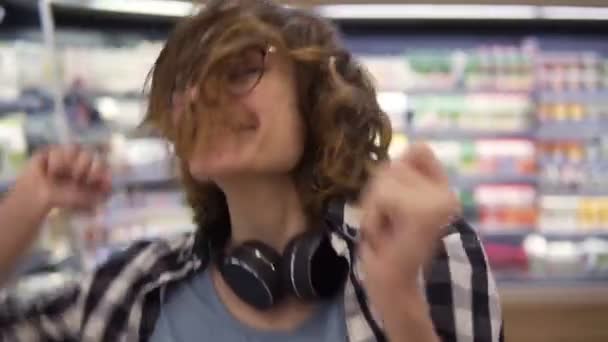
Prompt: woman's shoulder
<box><xmin>101</xmin><ymin>232</ymin><xmax>197</xmax><ymax>269</ymax></box>
<box><xmin>86</xmin><ymin>232</ymin><xmax>198</xmax><ymax>288</ymax></box>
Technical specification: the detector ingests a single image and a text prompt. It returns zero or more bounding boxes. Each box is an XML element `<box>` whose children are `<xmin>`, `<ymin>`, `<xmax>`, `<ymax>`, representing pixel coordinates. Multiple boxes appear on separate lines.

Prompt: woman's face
<box><xmin>188</xmin><ymin>46</ymin><xmax>305</xmax><ymax>181</ymax></box>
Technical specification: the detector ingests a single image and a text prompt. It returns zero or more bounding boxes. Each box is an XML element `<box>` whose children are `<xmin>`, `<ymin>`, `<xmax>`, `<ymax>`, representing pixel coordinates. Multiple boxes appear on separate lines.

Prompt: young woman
<box><xmin>0</xmin><ymin>1</ymin><xmax>502</xmax><ymax>341</ymax></box>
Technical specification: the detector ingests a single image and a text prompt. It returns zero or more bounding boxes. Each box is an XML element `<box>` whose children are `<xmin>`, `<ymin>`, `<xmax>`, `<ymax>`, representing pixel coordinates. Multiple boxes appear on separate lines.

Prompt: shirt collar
<box><xmin>326</xmin><ymin>199</ymin><xmax>362</xmax><ymax>242</ymax></box>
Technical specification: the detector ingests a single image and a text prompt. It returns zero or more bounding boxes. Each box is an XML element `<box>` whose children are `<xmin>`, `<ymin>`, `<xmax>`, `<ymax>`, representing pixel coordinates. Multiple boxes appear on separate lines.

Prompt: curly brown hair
<box><xmin>144</xmin><ymin>0</ymin><xmax>392</xmax><ymax>239</ymax></box>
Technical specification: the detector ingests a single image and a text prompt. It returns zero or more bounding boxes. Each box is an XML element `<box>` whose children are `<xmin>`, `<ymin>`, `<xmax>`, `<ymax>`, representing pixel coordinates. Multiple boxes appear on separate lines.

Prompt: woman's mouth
<box><xmin>230</xmin><ymin>113</ymin><xmax>260</xmax><ymax>131</ymax></box>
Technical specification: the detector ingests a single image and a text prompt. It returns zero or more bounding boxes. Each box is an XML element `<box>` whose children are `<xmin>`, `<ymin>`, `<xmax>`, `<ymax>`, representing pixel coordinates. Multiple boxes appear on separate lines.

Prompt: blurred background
<box><xmin>1</xmin><ymin>0</ymin><xmax>608</xmax><ymax>341</ymax></box>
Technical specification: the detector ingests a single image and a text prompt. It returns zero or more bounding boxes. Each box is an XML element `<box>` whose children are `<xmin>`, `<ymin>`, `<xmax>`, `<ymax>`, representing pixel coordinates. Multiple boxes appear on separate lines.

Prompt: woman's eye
<box><xmin>229</xmin><ymin>67</ymin><xmax>262</xmax><ymax>81</ymax></box>
<box><xmin>223</xmin><ymin>47</ymin><xmax>266</xmax><ymax>94</ymax></box>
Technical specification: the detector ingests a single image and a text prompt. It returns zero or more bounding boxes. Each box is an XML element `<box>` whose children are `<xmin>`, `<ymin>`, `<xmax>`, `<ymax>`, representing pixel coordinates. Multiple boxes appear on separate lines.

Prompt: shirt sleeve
<box><xmin>0</xmin><ymin>239</ymin><xmax>156</xmax><ymax>341</ymax></box>
<box><xmin>424</xmin><ymin>219</ymin><xmax>504</xmax><ymax>342</ymax></box>
<box><xmin>0</xmin><ymin>277</ymin><xmax>85</xmax><ymax>341</ymax></box>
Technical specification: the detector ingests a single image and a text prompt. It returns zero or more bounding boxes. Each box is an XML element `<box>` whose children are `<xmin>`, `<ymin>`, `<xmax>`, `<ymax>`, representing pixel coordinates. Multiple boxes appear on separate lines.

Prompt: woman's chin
<box><xmin>190</xmin><ymin>158</ymin><xmax>254</xmax><ymax>180</ymax></box>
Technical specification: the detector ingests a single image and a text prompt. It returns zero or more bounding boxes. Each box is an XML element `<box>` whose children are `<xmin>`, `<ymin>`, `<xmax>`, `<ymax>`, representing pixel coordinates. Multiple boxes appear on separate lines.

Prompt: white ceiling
<box><xmin>223</xmin><ymin>0</ymin><xmax>608</xmax><ymax>7</ymax></box>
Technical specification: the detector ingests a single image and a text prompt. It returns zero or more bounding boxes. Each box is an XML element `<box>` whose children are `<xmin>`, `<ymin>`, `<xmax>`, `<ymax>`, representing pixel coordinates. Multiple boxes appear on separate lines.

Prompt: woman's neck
<box><xmin>216</xmin><ymin>174</ymin><xmax>308</xmax><ymax>252</ymax></box>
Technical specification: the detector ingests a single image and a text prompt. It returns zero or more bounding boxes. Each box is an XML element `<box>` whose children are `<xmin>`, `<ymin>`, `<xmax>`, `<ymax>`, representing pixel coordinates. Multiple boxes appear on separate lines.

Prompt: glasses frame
<box><xmin>229</xmin><ymin>44</ymin><xmax>277</xmax><ymax>97</ymax></box>
<box><xmin>170</xmin><ymin>45</ymin><xmax>277</xmax><ymax>109</ymax></box>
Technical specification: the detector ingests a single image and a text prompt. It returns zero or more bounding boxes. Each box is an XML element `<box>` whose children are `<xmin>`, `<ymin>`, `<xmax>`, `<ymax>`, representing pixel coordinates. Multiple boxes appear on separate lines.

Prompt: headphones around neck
<box><xmin>215</xmin><ymin>222</ymin><xmax>350</xmax><ymax>311</ymax></box>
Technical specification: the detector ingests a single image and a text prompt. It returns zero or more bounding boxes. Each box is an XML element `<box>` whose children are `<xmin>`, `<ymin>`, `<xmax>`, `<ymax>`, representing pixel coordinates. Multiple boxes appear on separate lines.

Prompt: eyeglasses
<box><xmin>224</xmin><ymin>45</ymin><xmax>276</xmax><ymax>96</ymax></box>
<box><xmin>170</xmin><ymin>45</ymin><xmax>275</xmax><ymax>111</ymax></box>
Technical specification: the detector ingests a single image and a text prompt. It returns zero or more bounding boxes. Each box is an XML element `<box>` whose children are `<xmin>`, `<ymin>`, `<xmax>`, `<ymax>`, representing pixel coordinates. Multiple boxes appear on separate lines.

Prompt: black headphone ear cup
<box><xmin>282</xmin><ymin>235</ymin><xmax>312</xmax><ymax>300</ymax></box>
<box><xmin>220</xmin><ymin>241</ymin><xmax>283</xmax><ymax>311</ymax></box>
<box><xmin>283</xmin><ymin>230</ymin><xmax>349</xmax><ymax>301</ymax></box>
<box><xmin>310</xmin><ymin>233</ymin><xmax>349</xmax><ymax>298</ymax></box>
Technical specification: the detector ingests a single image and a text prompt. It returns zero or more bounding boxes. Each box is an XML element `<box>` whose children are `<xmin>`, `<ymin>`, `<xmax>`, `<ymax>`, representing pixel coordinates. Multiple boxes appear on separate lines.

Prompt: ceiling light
<box><xmin>316</xmin><ymin>4</ymin><xmax>538</xmax><ymax>20</ymax></box>
<box><xmin>541</xmin><ymin>6</ymin><xmax>608</xmax><ymax>20</ymax></box>
<box><xmin>50</xmin><ymin>0</ymin><xmax>197</xmax><ymax>18</ymax></box>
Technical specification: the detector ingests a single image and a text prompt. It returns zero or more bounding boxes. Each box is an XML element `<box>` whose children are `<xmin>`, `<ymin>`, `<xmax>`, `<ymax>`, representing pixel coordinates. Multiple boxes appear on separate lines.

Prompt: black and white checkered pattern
<box><xmin>0</xmin><ymin>203</ymin><xmax>503</xmax><ymax>341</ymax></box>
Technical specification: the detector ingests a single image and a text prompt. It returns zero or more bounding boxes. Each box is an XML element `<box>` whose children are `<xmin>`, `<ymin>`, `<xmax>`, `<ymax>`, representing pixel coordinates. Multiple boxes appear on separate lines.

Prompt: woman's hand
<box><xmin>0</xmin><ymin>145</ymin><xmax>111</xmax><ymax>284</ymax></box>
<box><xmin>359</xmin><ymin>143</ymin><xmax>460</xmax><ymax>342</ymax></box>
<box><xmin>17</xmin><ymin>145</ymin><xmax>112</xmax><ymax>212</ymax></box>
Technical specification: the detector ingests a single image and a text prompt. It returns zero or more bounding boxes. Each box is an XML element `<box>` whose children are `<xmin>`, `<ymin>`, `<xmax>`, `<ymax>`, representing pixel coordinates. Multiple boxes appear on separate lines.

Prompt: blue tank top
<box><xmin>149</xmin><ymin>269</ymin><xmax>348</xmax><ymax>342</ymax></box>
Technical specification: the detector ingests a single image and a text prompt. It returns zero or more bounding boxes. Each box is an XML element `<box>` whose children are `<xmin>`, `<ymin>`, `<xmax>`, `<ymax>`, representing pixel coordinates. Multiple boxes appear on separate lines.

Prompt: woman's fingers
<box><xmin>47</xmin><ymin>147</ymin><xmax>69</xmax><ymax>179</ymax></box>
<box><xmin>360</xmin><ymin>198</ymin><xmax>384</xmax><ymax>252</ymax></box>
<box><xmin>72</xmin><ymin>149</ymin><xmax>94</xmax><ymax>182</ymax></box>
<box><xmin>360</xmin><ymin>170</ymin><xmax>416</xmax><ymax>252</ymax></box>
<box><xmin>401</xmin><ymin>143</ymin><xmax>449</xmax><ymax>186</ymax></box>
<box><xmin>40</xmin><ymin>145</ymin><xmax>113</xmax><ymax>209</ymax></box>
<box><xmin>360</xmin><ymin>145</ymin><xmax>458</xmax><ymax>261</ymax></box>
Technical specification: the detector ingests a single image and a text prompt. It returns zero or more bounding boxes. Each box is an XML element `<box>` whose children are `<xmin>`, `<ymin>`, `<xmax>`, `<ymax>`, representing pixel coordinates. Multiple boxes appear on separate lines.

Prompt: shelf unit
<box><xmin>2</xmin><ymin>1</ymin><xmax>608</xmax><ymax>287</ymax></box>
<box><xmin>415</xmin><ymin>129</ymin><xmax>536</xmax><ymax>140</ymax></box>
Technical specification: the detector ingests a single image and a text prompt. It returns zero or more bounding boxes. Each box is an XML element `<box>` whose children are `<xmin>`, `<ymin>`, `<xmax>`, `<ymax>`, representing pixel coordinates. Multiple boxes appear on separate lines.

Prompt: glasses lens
<box><xmin>225</xmin><ymin>47</ymin><xmax>266</xmax><ymax>96</ymax></box>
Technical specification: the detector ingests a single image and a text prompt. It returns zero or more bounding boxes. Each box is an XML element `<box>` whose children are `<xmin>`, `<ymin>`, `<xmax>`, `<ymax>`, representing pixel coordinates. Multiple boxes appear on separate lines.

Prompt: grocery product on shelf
<box><xmin>463</xmin><ymin>44</ymin><xmax>535</xmax><ymax>92</ymax></box>
<box><xmin>484</xmin><ymin>242</ymin><xmax>528</xmax><ymax>275</ymax></box>
<box><xmin>0</xmin><ymin>112</ymin><xmax>27</xmax><ymax>182</ymax></box>
<box><xmin>535</xmin><ymin>54</ymin><xmax>608</xmax><ymax>208</ymax></box>
<box><xmin>358</xmin><ymin>55</ymin><xmax>411</xmax><ymax>91</ymax></box>
<box><xmin>485</xmin><ymin>232</ymin><xmax>608</xmax><ymax>279</ymax></box>
<box><xmin>410</xmin><ymin>93</ymin><xmax>532</xmax><ymax>134</ymax></box>
<box><xmin>539</xmin><ymin>195</ymin><xmax>608</xmax><ymax>232</ymax></box>
<box><xmin>363</xmin><ymin>42</ymin><xmax>536</xmax><ymax>93</ymax></box>
<box><xmin>537</xmin><ymin>52</ymin><xmax>604</xmax><ymax>92</ymax></box>
<box><xmin>428</xmin><ymin>139</ymin><xmax>536</xmax><ymax>179</ymax></box>
<box><xmin>62</xmin><ymin>41</ymin><xmax>163</xmax><ymax>95</ymax></box>
<box><xmin>403</xmin><ymin>50</ymin><xmax>457</xmax><ymax>91</ymax></box>
<box><xmin>474</xmin><ymin>184</ymin><xmax>537</xmax><ymax>232</ymax></box>
<box><xmin>15</xmin><ymin>41</ymin><xmax>53</xmax><ymax>91</ymax></box>
<box><xmin>536</xmin><ymin>95</ymin><xmax>608</xmax><ymax>141</ymax></box>
<box><xmin>522</xmin><ymin>233</ymin><xmax>608</xmax><ymax>278</ymax></box>
<box><xmin>0</xmin><ymin>42</ymin><xmax>19</xmax><ymax>100</ymax></box>
<box><xmin>538</xmin><ymin>140</ymin><xmax>608</xmax><ymax>194</ymax></box>
<box><xmin>95</xmin><ymin>96</ymin><xmax>147</xmax><ymax>130</ymax></box>
<box><xmin>524</xmin><ymin>234</ymin><xmax>586</xmax><ymax>277</ymax></box>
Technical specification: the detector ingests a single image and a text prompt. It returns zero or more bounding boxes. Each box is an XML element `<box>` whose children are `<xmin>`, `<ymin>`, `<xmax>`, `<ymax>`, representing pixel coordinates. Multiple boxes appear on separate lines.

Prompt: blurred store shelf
<box><xmin>0</xmin><ymin>97</ymin><xmax>48</xmax><ymax>116</ymax></box>
<box><xmin>499</xmin><ymin>274</ymin><xmax>608</xmax><ymax>286</ymax></box>
<box><xmin>538</xmin><ymin>90</ymin><xmax>608</xmax><ymax>103</ymax></box>
<box><xmin>480</xmin><ymin>228</ymin><xmax>537</xmax><ymax>236</ymax></box>
<box><xmin>0</xmin><ymin>175</ymin><xmax>178</xmax><ymax>195</ymax></box>
<box><xmin>416</xmin><ymin>129</ymin><xmax>535</xmax><ymax>140</ymax></box>
<box><xmin>499</xmin><ymin>277</ymin><xmax>608</xmax><ymax>305</ymax></box>
<box><xmin>452</xmin><ymin>174</ymin><xmax>538</xmax><ymax>187</ymax></box>
<box><xmin>537</xmin><ymin>122</ymin><xmax>608</xmax><ymax>141</ymax></box>
<box><xmin>483</xmin><ymin>230</ymin><xmax>608</xmax><ymax>240</ymax></box>
<box><xmin>112</xmin><ymin>176</ymin><xmax>178</xmax><ymax>191</ymax></box>
<box><xmin>406</xmin><ymin>89</ymin><xmax>531</xmax><ymax>96</ymax></box>
<box><xmin>112</xmin><ymin>159</ymin><xmax>178</xmax><ymax>190</ymax></box>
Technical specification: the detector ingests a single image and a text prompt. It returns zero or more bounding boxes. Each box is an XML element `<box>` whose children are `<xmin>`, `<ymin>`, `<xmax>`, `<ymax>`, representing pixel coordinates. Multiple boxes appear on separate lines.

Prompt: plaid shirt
<box><xmin>0</xmin><ymin>203</ymin><xmax>503</xmax><ymax>341</ymax></box>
